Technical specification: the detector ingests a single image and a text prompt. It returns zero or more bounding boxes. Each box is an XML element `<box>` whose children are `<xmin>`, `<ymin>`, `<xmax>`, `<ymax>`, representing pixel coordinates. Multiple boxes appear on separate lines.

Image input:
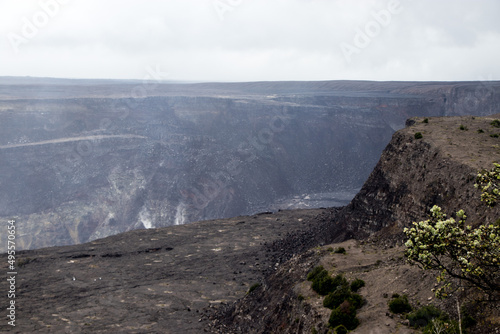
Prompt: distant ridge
<box><xmin>1</xmin><ymin>76</ymin><xmax>500</xmax><ymax>100</ymax></box>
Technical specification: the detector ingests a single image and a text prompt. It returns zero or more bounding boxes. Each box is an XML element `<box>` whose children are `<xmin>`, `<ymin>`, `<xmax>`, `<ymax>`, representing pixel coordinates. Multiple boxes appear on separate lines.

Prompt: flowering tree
<box><xmin>475</xmin><ymin>162</ymin><xmax>500</xmax><ymax>207</ymax></box>
<box><xmin>404</xmin><ymin>164</ymin><xmax>500</xmax><ymax>299</ymax></box>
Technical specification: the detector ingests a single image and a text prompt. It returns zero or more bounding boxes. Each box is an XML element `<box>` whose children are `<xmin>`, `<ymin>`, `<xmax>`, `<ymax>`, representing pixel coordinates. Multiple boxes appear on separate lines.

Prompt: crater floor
<box><xmin>1</xmin><ymin>208</ymin><xmax>339</xmax><ymax>333</ymax></box>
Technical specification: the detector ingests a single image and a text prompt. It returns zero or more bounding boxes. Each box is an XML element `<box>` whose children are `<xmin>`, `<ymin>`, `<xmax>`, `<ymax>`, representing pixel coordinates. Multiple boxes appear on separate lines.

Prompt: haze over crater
<box><xmin>1</xmin><ymin>79</ymin><xmax>500</xmax><ymax>249</ymax></box>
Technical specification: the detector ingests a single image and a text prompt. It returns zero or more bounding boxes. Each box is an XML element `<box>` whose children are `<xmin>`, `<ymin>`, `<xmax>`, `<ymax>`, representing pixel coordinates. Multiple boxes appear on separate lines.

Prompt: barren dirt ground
<box><xmin>296</xmin><ymin>239</ymin><xmax>450</xmax><ymax>334</ymax></box>
<box><xmin>0</xmin><ymin>209</ymin><xmax>338</xmax><ymax>333</ymax></box>
<box><xmin>406</xmin><ymin>114</ymin><xmax>500</xmax><ymax>171</ymax></box>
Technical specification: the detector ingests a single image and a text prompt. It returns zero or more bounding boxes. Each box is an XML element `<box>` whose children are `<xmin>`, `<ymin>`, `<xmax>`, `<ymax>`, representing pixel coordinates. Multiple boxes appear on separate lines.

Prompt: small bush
<box><xmin>334</xmin><ymin>247</ymin><xmax>346</xmax><ymax>254</ymax></box>
<box><xmin>459</xmin><ymin>124</ymin><xmax>468</xmax><ymax>130</ymax></box>
<box><xmin>333</xmin><ymin>324</ymin><xmax>348</xmax><ymax>334</ymax></box>
<box><xmin>307</xmin><ymin>265</ymin><xmax>326</xmax><ymax>281</ymax></box>
<box><xmin>490</xmin><ymin>133</ymin><xmax>499</xmax><ymax>138</ymax></box>
<box><xmin>312</xmin><ymin>273</ymin><xmax>348</xmax><ymax>296</ymax></box>
<box><xmin>328</xmin><ymin>302</ymin><xmax>359</xmax><ymax>330</ymax></box>
<box><xmin>388</xmin><ymin>295</ymin><xmax>412</xmax><ymax>314</ymax></box>
<box><xmin>477</xmin><ymin>129</ymin><xmax>484</xmax><ymax>133</ymax></box>
<box><xmin>248</xmin><ymin>283</ymin><xmax>261</xmax><ymax>294</ymax></box>
<box><xmin>312</xmin><ymin>274</ymin><xmax>337</xmax><ymax>296</ymax></box>
<box><xmin>408</xmin><ymin>306</ymin><xmax>462</xmax><ymax>334</ymax></box>
<box><xmin>350</xmin><ymin>278</ymin><xmax>365</xmax><ymax>292</ymax></box>
<box><xmin>17</xmin><ymin>257</ymin><xmax>32</xmax><ymax>267</ymax></box>
<box><xmin>422</xmin><ymin>318</ymin><xmax>460</xmax><ymax>334</ymax></box>
<box><xmin>407</xmin><ymin>305</ymin><xmax>443</xmax><ymax>328</ymax></box>
<box><xmin>297</xmin><ymin>294</ymin><xmax>305</xmax><ymax>301</ymax></box>
<box><xmin>323</xmin><ymin>287</ymin><xmax>351</xmax><ymax>309</ymax></box>
<box><xmin>332</xmin><ymin>274</ymin><xmax>349</xmax><ymax>289</ymax></box>
<box><xmin>414</xmin><ymin>132</ymin><xmax>423</xmax><ymax>139</ymax></box>
<box><xmin>327</xmin><ymin>247</ymin><xmax>334</xmax><ymax>252</ymax></box>
<box><xmin>324</xmin><ymin>285</ymin><xmax>363</xmax><ymax>310</ymax></box>
<box><xmin>347</xmin><ymin>293</ymin><xmax>363</xmax><ymax>309</ymax></box>
<box><xmin>491</xmin><ymin>119</ymin><xmax>500</xmax><ymax>127</ymax></box>
<box><xmin>423</xmin><ymin>118</ymin><xmax>429</xmax><ymax>123</ymax></box>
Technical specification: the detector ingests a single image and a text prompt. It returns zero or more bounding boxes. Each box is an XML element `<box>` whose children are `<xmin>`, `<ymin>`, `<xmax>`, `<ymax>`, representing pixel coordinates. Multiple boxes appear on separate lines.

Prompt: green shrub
<box><xmin>323</xmin><ymin>287</ymin><xmax>351</xmax><ymax>309</ymax></box>
<box><xmin>388</xmin><ymin>295</ymin><xmax>412</xmax><ymax>314</ymax></box>
<box><xmin>17</xmin><ymin>257</ymin><xmax>32</xmax><ymax>267</ymax></box>
<box><xmin>404</xmin><ymin>169</ymin><xmax>500</xmax><ymax>296</ymax></box>
<box><xmin>490</xmin><ymin>133</ymin><xmax>499</xmax><ymax>138</ymax></box>
<box><xmin>347</xmin><ymin>293</ymin><xmax>363</xmax><ymax>309</ymax></box>
<box><xmin>248</xmin><ymin>283</ymin><xmax>261</xmax><ymax>294</ymax></box>
<box><xmin>312</xmin><ymin>273</ymin><xmax>348</xmax><ymax>296</ymax></box>
<box><xmin>423</xmin><ymin>118</ymin><xmax>429</xmax><ymax>123</ymax></box>
<box><xmin>312</xmin><ymin>275</ymin><xmax>337</xmax><ymax>296</ymax></box>
<box><xmin>491</xmin><ymin>119</ymin><xmax>500</xmax><ymax>127</ymax></box>
<box><xmin>307</xmin><ymin>266</ymin><xmax>327</xmax><ymax>281</ymax></box>
<box><xmin>325</xmin><ymin>291</ymin><xmax>362</xmax><ymax>310</ymax></box>
<box><xmin>350</xmin><ymin>278</ymin><xmax>365</xmax><ymax>292</ymax></box>
<box><xmin>324</xmin><ymin>286</ymin><xmax>363</xmax><ymax>311</ymax></box>
<box><xmin>334</xmin><ymin>247</ymin><xmax>346</xmax><ymax>254</ymax></box>
<box><xmin>477</xmin><ymin>129</ymin><xmax>484</xmax><ymax>133</ymax></box>
<box><xmin>332</xmin><ymin>274</ymin><xmax>348</xmax><ymax>288</ymax></box>
<box><xmin>407</xmin><ymin>305</ymin><xmax>443</xmax><ymax>328</ymax></box>
<box><xmin>422</xmin><ymin>318</ymin><xmax>460</xmax><ymax>334</ymax></box>
<box><xmin>408</xmin><ymin>306</ymin><xmax>462</xmax><ymax>334</ymax></box>
<box><xmin>307</xmin><ymin>265</ymin><xmax>326</xmax><ymax>281</ymax></box>
<box><xmin>333</xmin><ymin>324</ymin><xmax>348</xmax><ymax>334</ymax></box>
<box><xmin>414</xmin><ymin>132</ymin><xmax>423</xmax><ymax>139</ymax></box>
<box><xmin>328</xmin><ymin>302</ymin><xmax>359</xmax><ymax>330</ymax></box>
<box><xmin>459</xmin><ymin>124</ymin><xmax>468</xmax><ymax>130</ymax></box>
<box><xmin>307</xmin><ymin>266</ymin><xmax>336</xmax><ymax>296</ymax></box>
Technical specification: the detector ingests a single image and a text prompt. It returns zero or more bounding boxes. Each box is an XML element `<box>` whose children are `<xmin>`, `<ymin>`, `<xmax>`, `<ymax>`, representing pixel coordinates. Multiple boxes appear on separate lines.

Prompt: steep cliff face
<box><xmin>0</xmin><ymin>95</ymin><xmax>383</xmax><ymax>249</ymax></box>
<box><xmin>2</xmin><ymin>79</ymin><xmax>500</xmax><ymax>249</ymax></box>
<box><xmin>340</xmin><ymin>114</ymin><xmax>500</xmax><ymax>240</ymax></box>
<box><xmin>4</xmin><ymin>110</ymin><xmax>500</xmax><ymax>333</ymax></box>
<box><xmin>212</xmin><ymin>114</ymin><xmax>500</xmax><ymax>334</ymax></box>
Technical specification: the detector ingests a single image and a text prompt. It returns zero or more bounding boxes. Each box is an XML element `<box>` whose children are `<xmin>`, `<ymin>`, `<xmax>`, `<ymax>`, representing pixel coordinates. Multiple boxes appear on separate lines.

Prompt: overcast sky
<box><xmin>1</xmin><ymin>0</ymin><xmax>499</xmax><ymax>82</ymax></box>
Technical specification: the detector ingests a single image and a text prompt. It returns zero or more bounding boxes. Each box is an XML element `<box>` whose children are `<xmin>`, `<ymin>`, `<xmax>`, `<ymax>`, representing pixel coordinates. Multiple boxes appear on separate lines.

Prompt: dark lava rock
<box><xmin>0</xmin><ymin>208</ymin><xmax>340</xmax><ymax>333</ymax></box>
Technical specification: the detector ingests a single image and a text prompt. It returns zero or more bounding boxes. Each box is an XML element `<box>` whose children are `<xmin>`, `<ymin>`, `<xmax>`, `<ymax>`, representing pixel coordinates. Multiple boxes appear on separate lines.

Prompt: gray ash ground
<box><xmin>1</xmin><ymin>208</ymin><xmax>342</xmax><ymax>333</ymax></box>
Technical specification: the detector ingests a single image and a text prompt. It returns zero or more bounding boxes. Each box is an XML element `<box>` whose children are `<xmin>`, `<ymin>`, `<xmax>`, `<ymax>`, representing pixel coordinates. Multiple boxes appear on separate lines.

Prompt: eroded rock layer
<box><xmin>1</xmin><ymin>79</ymin><xmax>500</xmax><ymax>249</ymax></box>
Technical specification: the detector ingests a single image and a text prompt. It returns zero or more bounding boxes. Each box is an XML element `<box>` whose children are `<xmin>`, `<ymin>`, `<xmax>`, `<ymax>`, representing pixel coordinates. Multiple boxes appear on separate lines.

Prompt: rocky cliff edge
<box><xmin>341</xmin><ymin>113</ymin><xmax>500</xmax><ymax>242</ymax></box>
<box><xmin>214</xmin><ymin>114</ymin><xmax>500</xmax><ymax>333</ymax></box>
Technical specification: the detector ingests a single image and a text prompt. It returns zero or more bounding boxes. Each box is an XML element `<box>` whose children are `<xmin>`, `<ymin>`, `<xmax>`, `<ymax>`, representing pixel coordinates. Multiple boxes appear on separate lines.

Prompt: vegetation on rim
<box><xmin>404</xmin><ymin>163</ymin><xmax>500</xmax><ymax>299</ymax></box>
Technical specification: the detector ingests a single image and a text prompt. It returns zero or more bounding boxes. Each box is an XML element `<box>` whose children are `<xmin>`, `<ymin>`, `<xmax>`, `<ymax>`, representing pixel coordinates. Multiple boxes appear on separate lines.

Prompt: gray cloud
<box><xmin>1</xmin><ymin>0</ymin><xmax>499</xmax><ymax>81</ymax></box>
